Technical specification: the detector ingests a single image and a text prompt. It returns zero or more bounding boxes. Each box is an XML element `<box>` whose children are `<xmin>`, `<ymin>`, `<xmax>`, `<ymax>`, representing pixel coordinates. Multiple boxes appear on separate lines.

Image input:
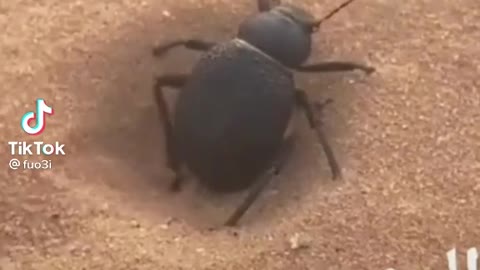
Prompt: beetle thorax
<box><xmin>237</xmin><ymin>8</ymin><xmax>313</xmax><ymax>68</ymax></box>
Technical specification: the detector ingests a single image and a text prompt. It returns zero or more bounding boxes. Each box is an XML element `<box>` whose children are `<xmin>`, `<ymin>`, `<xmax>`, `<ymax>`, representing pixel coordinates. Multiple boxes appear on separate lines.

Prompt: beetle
<box><xmin>151</xmin><ymin>0</ymin><xmax>375</xmax><ymax>226</ymax></box>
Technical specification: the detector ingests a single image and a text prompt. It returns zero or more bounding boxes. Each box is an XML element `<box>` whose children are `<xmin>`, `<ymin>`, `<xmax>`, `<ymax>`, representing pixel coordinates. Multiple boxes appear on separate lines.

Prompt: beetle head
<box><xmin>237</xmin><ymin>0</ymin><xmax>357</xmax><ymax>68</ymax></box>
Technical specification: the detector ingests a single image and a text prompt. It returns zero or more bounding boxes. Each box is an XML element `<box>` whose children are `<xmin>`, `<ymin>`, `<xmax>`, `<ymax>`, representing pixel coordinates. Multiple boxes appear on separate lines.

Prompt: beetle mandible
<box><xmin>151</xmin><ymin>0</ymin><xmax>375</xmax><ymax>226</ymax></box>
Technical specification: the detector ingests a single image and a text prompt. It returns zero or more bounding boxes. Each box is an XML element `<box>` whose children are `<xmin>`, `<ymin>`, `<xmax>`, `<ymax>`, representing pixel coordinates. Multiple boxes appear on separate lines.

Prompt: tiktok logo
<box><xmin>20</xmin><ymin>98</ymin><xmax>54</xmax><ymax>135</ymax></box>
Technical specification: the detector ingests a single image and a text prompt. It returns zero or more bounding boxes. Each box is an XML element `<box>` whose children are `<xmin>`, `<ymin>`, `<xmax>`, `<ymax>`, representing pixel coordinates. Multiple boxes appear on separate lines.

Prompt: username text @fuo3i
<box><xmin>7</xmin><ymin>141</ymin><xmax>65</xmax><ymax>170</ymax></box>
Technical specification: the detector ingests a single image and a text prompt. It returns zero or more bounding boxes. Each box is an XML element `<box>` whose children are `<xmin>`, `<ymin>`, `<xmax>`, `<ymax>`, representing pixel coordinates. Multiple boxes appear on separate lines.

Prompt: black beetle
<box><xmin>151</xmin><ymin>0</ymin><xmax>375</xmax><ymax>226</ymax></box>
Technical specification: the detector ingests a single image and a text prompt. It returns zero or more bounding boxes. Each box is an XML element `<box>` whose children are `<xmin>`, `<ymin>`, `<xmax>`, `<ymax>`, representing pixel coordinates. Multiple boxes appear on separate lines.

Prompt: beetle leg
<box><xmin>152</xmin><ymin>39</ymin><xmax>217</xmax><ymax>57</ymax></box>
<box><xmin>296</xmin><ymin>61</ymin><xmax>375</xmax><ymax>74</ymax></box>
<box><xmin>257</xmin><ymin>0</ymin><xmax>281</xmax><ymax>12</ymax></box>
<box><xmin>154</xmin><ymin>74</ymin><xmax>189</xmax><ymax>191</ymax></box>
<box><xmin>224</xmin><ymin>136</ymin><xmax>294</xmax><ymax>226</ymax></box>
<box><xmin>295</xmin><ymin>89</ymin><xmax>341</xmax><ymax>180</ymax></box>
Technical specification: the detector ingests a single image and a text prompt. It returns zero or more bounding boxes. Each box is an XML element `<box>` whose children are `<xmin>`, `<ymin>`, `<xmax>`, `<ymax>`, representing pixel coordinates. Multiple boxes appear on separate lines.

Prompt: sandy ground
<box><xmin>1</xmin><ymin>0</ymin><xmax>479</xmax><ymax>269</ymax></box>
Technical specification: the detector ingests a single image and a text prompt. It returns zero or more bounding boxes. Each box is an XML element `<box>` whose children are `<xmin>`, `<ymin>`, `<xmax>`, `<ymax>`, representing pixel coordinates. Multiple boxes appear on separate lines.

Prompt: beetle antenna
<box><xmin>313</xmin><ymin>0</ymin><xmax>357</xmax><ymax>27</ymax></box>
